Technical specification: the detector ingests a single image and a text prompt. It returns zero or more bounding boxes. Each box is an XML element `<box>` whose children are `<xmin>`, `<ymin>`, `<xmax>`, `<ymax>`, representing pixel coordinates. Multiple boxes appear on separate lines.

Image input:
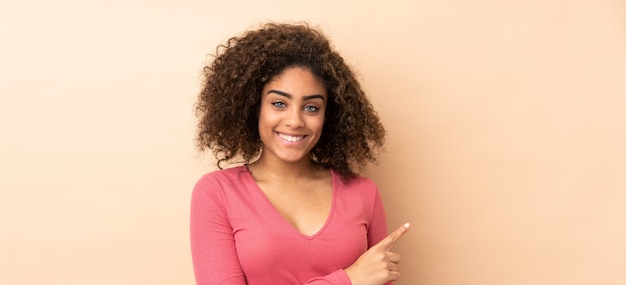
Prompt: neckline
<box><xmin>241</xmin><ymin>165</ymin><xmax>337</xmax><ymax>240</ymax></box>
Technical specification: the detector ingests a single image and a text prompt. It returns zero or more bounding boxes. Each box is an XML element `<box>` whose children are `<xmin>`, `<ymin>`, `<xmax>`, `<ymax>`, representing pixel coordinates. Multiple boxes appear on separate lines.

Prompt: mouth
<box><xmin>276</xmin><ymin>131</ymin><xmax>306</xmax><ymax>142</ymax></box>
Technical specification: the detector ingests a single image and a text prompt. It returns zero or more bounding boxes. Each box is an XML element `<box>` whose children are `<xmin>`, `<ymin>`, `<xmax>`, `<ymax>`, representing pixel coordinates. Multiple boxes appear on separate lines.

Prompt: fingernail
<box><xmin>404</xmin><ymin>222</ymin><xmax>410</xmax><ymax>229</ymax></box>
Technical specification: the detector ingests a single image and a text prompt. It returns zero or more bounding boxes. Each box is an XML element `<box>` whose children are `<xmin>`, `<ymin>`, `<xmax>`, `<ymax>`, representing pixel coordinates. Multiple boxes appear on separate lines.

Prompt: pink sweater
<box><xmin>190</xmin><ymin>166</ymin><xmax>389</xmax><ymax>285</ymax></box>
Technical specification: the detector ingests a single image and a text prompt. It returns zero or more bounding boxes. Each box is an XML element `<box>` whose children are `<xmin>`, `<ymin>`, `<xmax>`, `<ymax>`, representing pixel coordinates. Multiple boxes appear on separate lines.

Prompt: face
<box><xmin>257</xmin><ymin>66</ymin><xmax>327</xmax><ymax>165</ymax></box>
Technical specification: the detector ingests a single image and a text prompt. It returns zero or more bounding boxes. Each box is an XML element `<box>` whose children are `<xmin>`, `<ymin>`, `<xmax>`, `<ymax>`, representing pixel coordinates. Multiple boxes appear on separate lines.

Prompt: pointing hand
<box><xmin>345</xmin><ymin>223</ymin><xmax>410</xmax><ymax>285</ymax></box>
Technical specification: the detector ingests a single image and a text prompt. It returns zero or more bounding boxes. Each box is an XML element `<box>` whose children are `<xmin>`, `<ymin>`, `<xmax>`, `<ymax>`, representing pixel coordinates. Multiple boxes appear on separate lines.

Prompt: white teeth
<box><xmin>278</xmin><ymin>133</ymin><xmax>305</xmax><ymax>142</ymax></box>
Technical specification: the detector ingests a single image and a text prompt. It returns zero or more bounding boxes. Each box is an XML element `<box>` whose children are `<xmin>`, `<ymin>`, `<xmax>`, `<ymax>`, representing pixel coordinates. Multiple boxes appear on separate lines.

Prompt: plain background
<box><xmin>1</xmin><ymin>0</ymin><xmax>625</xmax><ymax>284</ymax></box>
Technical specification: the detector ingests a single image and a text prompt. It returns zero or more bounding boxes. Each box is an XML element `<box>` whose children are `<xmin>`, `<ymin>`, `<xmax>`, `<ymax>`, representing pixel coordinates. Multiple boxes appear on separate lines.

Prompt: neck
<box><xmin>248</xmin><ymin>153</ymin><xmax>321</xmax><ymax>183</ymax></box>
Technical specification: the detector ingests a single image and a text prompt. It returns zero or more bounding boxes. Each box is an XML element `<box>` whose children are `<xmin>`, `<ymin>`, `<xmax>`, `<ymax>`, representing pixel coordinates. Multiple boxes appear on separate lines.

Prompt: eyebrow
<box><xmin>267</xmin><ymin>89</ymin><xmax>325</xmax><ymax>101</ymax></box>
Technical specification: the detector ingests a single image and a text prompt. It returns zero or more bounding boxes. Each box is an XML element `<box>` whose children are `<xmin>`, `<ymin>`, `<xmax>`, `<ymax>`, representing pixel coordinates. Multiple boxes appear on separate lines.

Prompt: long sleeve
<box><xmin>303</xmin><ymin>186</ymin><xmax>390</xmax><ymax>285</ymax></box>
<box><xmin>190</xmin><ymin>173</ymin><xmax>353</xmax><ymax>285</ymax></box>
<box><xmin>304</xmin><ymin>184</ymin><xmax>390</xmax><ymax>285</ymax></box>
<box><xmin>303</xmin><ymin>269</ymin><xmax>352</xmax><ymax>284</ymax></box>
<box><xmin>370</xmin><ymin>188</ymin><xmax>394</xmax><ymax>285</ymax></box>
<box><xmin>368</xmin><ymin>188</ymin><xmax>389</xmax><ymax>248</ymax></box>
<box><xmin>190</xmin><ymin>176</ymin><xmax>246</xmax><ymax>285</ymax></box>
<box><xmin>190</xmin><ymin>167</ymin><xmax>389</xmax><ymax>285</ymax></box>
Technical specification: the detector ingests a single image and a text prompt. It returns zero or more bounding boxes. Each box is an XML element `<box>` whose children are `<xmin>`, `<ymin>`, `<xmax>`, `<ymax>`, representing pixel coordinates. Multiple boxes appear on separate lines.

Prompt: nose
<box><xmin>284</xmin><ymin>108</ymin><xmax>304</xmax><ymax>128</ymax></box>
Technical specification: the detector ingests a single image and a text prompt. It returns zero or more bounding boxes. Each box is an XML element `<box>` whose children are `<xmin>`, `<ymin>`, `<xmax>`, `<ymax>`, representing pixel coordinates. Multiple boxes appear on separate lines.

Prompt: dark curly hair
<box><xmin>196</xmin><ymin>22</ymin><xmax>385</xmax><ymax>179</ymax></box>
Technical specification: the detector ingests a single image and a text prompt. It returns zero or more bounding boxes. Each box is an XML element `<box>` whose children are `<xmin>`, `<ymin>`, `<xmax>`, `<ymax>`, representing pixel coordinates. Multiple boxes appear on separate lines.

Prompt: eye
<box><xmin>272</xmin><ymin>101</ymin><xmax>286</xmax><ymax>108</ymax></box>
<box><xmin>304</xmin><ymin>105</ymin><xmax>319</xmax><ymax>112</ymax></box>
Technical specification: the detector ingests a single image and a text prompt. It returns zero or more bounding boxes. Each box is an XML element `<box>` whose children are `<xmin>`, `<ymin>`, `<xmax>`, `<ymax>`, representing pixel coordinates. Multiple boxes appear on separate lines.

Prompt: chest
<box><xmin>222</xmin><ymin>169</ymin><xmax>377</xmax><ymax>284</ymax></box>
<box><xmin>259</xmin><ymin>182</ymin><xmax>332</xmax><ymax>237</ymax></box>
<box><xmin>230</xmin><ymin>196</ymin><xmax>369</xmax><ymax>284</ymax></box>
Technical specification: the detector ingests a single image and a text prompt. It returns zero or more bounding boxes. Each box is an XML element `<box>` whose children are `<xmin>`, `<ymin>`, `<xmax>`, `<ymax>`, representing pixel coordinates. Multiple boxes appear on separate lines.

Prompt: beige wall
<box><xmin>1</xmin><ymin>0</ymin><xmax>624</xmax><ymax>284</ymax></box>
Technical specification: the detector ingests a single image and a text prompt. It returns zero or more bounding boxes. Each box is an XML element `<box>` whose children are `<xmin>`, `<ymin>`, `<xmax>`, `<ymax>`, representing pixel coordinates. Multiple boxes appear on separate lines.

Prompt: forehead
<box><xmin>263</xmin><ymin>67</ymin><xmax>327</xmax><ymax>97</ymax></box>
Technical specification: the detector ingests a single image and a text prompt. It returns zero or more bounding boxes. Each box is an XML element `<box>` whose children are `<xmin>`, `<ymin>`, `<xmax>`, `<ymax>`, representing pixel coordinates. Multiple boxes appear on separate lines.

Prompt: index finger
<box><xmin>376</xmin><ymin>222</ymin><xmax>410</xmax><ymax>250</ymax></box>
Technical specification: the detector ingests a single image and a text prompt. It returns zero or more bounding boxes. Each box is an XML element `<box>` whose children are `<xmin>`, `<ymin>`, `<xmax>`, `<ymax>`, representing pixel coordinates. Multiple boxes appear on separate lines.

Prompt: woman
<box><xmin>191</xmin><ymin>23</ymin><xmax>409</xmax><ymax>285</ymax></box>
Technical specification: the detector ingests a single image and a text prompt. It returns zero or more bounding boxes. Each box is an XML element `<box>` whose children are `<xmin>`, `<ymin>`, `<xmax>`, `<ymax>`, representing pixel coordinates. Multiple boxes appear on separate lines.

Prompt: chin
<box><xmin>273</xmin><ymin>151</ymin><xmax>312</xmax><ymax>164</ymax></box>
<box><xmin>280</xmin><ymin>156</ymin><xmax>310</xmax><ymax>164</ymax></box>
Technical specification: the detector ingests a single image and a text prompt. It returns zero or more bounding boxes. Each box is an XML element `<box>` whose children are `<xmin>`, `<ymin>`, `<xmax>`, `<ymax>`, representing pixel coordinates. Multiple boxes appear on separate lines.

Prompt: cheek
<box><xmin>310</xmin><ymin>115</ymin><xmax>326</xmax><ymax>132</ymax></box>
<box><xmin>258</xmin><ymin>107</ymin><xmax>277</xmax><ymax>128</ymax></box>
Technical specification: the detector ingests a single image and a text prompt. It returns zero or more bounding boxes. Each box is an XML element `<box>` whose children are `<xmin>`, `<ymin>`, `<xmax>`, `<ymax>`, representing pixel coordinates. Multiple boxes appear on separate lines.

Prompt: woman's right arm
<box><xmin>190</xmin><ymin>177</ymin><xmax>247</xmax><ymax>285</ymax></box>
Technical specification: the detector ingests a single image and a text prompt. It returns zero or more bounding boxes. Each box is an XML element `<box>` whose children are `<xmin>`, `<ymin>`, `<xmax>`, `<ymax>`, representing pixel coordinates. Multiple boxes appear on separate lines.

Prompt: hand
<box><xmin>345</xmin><ymin>223</ymin><xmax>410</xmax><ymax>285</ymax></box>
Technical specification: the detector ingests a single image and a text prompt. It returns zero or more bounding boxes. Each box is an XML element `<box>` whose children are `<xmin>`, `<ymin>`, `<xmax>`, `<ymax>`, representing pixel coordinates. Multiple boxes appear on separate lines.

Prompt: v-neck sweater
<box><xmin>190</xmin><ymin>166</ymin><xmax>390</xmax><ymax>285</ymax></box>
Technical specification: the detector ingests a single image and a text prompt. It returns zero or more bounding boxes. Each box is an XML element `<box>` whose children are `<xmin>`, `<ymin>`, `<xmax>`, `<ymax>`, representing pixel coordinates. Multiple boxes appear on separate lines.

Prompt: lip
<box><xmin>275</xmin><ymin>131</ymin><xmax>308</xmax><ymax>143</ymax></box>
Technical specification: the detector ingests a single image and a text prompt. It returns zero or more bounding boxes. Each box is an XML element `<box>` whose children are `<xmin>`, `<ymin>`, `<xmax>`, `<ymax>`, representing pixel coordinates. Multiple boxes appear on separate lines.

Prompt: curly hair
<box><xmin>196</xmin><ymin>22</ymin><xmax>385</xmax><ymax>180</ymax></box>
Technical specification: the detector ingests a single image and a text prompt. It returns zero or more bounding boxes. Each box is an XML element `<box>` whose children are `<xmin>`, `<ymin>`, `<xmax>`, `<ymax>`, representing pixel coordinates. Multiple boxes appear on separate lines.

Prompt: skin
<box><xmin>247</xmin><ymin>66</ymin><xmax>332</xmax><ymax>237</ymax></box>
<box><xmin>246</xmin><ymin>66</ymin><xmax>410</xmax><ymax>285</ymax></box>
<box><xmin>345</xmin><ymin>223</ymin><xmax>411</xmax><ymax>285</ymax></box>
<box><xmin>256</xmin><ymin>66</ymin><xmax>327</xmax><ymax>168</ymax></box>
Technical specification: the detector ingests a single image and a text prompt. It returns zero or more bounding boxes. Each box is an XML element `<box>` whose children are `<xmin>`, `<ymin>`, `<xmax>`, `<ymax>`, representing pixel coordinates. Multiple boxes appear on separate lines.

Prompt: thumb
<box><xmin>376</xmin><ymin>222</ymin><xmax>410</xmax><ymax>251</ymax></box>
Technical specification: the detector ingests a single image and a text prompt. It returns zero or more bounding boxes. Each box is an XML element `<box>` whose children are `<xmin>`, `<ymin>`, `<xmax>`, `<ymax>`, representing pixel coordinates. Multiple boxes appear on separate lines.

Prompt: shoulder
<box><xmin>196</xmin><ymin>165</ymin><xmax>248</xmax><ymax>183</ymax></box>
<box><xmin>331</xmin><ymin>171</ymin><xmax>384</xmax><ymax>221</ymax></box>
<box><xmin>332</xmin><ymin>170</ymin><xmax>380</xmax><ymax>200</ymax></box>
<box><xmin>333</xmin><ymin>170</ymin><xmax>378</xmax><ymax>190</ymax></box>
<box><xmin>193</xmin><ymin>165</ymin><xmax>250</xmax><ymax>194</ymax></box>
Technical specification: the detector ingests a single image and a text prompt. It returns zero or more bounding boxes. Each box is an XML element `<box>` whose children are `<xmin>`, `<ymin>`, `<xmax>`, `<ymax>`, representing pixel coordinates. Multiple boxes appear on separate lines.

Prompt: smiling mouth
<box><xmin>277</xmin><ymin>132</ymin><xmax>306</xmax><ymax>142</ymax></box>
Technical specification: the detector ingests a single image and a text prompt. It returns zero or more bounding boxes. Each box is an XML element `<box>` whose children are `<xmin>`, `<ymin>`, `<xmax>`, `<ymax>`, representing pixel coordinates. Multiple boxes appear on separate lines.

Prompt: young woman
<box><xmin>191</xmin><ymin>23</ymin><xmax>409</xmax><ymax>285</ymax></box>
